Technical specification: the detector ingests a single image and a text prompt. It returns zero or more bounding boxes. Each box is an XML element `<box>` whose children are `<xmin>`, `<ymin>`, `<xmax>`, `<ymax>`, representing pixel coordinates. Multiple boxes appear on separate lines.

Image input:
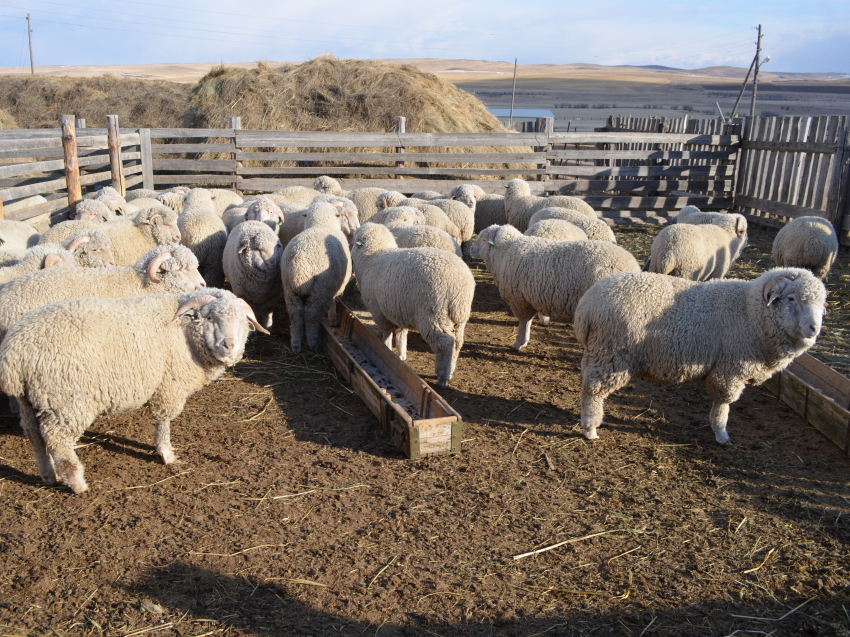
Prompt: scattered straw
<box><xmin>111</xmin><ymin>470</ymin><xmax>192</xmax><ymax>491</ymax></box>
<box><xmin>743</xmin><ymin>547</ymin><xmax>776</xmax><ymax>574</ymax></box>
<box><xmin>367</xmin><ymin>555</ymin><xmax>398</xmax><ymax>590</ymax></box>
<box><xmin>122</xmin><ymin>624</ymin><xmax>174</xmax><ymax>637</ymax></box>
<box><xmin>243</xmin><ymin>484</ymin><xmax>368</xmax><ymax>502</ymax></box>
<box><xmin>513</xmin><ymin>528</ymin><xmax>640</xmax><ymax>560</ymax></box>
<box><xmin>190</xmin><ymin>544</ymin><xmax>287</xmax><ymax>557</ymax></box>
<box><xmin>512</xmin><ymin>428</ymin><xmax>529</xmax><ymax>455</ymax></box>
<box><xmin>264</xmin><ymin>578</ymin><xmax>327</xmax><ymax>587</ymax></box>
<box><xmin>731</xmin><ymin>596</ymin><xmax>818</xmax><ymax>621</ymax></box>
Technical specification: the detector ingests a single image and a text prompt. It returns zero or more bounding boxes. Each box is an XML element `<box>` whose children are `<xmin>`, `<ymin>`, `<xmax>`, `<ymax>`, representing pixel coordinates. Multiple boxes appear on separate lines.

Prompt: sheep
<box><xmin>207</xmin><ymin>189</ymin><xmax>244</xmax><ymax>216</ymax></box>
<box><xmin>471</xmin><ymin>224</ymin><xmax>640</xmax><ymax>351</ymax></box>
<box><xmin>60</xmin><ymin>230</ymin><xmax>116</xmax><ymax>268</ymax></box>
<box><xmin>525</xmin><ymin>219</ymin><xmax>588</xmax><ymax>242</ymax></box>
<box><xmin>0</xmin><ymin>244</ymin><xmax>206</xmax><ymax>343</ymax></box>
<box><xmin>504</xmin><ymin>178</ymin><xmax>597</xmax><ymax>231</ymax></box>
<box><xmin>646</xmin><ymin>217</ymin><xmax>747</xmax><ymax>281</ymax></box>
<box><xmin>772</xmin><ymin>216</ymin><xmax>839</xmax><ymax>280</ymax></box>
<box><xmin>351</xmin><ymin>223</ymin><xmax>475</xmax><ymax>387</ymax></box>
<box><xmin>313</xmin><ymin>176</ymin><xmax>386</xmax><ymax>222</ymax></box>
<box><xmin>0</xmin><ymin>245</ymin><xmax>77</xmax><ymax>285</ymax></box>
<box><xmin>223</xmin><ymin>220</ymin><xmax>283</xmax><ymax>330</ymax></box>
<box><xmin>124</xmin><ymin>198</ymin><xmax>163</xmax><ymax>217</ymax></box>
<box><xmin>574</xmin><ymin>268</ymin><xmax>827</xmax><ymax>445</ymax></box>
<box><xmin>125</xmin><ymin>188</ymin><xmax>160</xmax><ymax>201</ymax></box>
<box><xmin>528</xmin><ymin>207</ymin><xmax>617</xmax><ymax>243</ymax></box>
<box><xmin>281</xmin><ymin>202</ymin><xmax>355</xmax><ymax>353</ymax></box>
<box><xmin>0</xmin><ymin>220</ymin><xmax>40</xmax><ymax>251</ymax></box>
<box><xmin>40</xmin><ymin>206</ymin><xmax>182</xmax><ymax>266</ymax></box>
<box><xmin>223</xmin><ymin>196</ymin><xmax>285</xmax><ymax>233</ymax></box>
<box><xmin>156</xmin><ymin>191</ymin><xmax>185</xmax><ymax>215</ymax></box>
<box><xmin>72</xmin><ymin>199</ymin><xmax>117</xmax><ymax>222</ymax></box>
<box><xmin>0</xmin><ymin>288</ymin><xmax>268</xmax><ymax>493</ymax></box>
<box><xmin>3</xmin><ymin>195</ymin><xmax>47</xmax><ymax>214</ymax></box>
<box><xmin>89</xmin><ymin>186</ymin><xmax>129</xmax><ymax>217</ymax></box>
<box><xmin>278</xmin><ymin>197</ymin><xmax>360</xmax><ymax>248</ymax></box>
<box><xmin>269</xmin><ymin>186</ymin><xmax>322</xmax><ymax>207</ymax></box>
<box><xmin>674</xmin><ymin>205</ymin><xmax>748</xmax><ymax>238</ymax></box>
<box><xmin>381</xmin><ymin>207</ymin><xmax>463</xmax><ymax>257</ymax></box>
<box><xmin>448</xmin><ymin>184</ymin><xmax>508</xmax><ymax>233</ymax></box>
<box><xmin>370</xmin><ymin>202</ymin><xmax>462</xmax><ymax>245</ymax></box>
<box><xmin>410</xmin><ymin>190</ymin><xmax>444</xmax><ymax>199</ymax></box>
<box><xmin>376</xmin><ymin>191</ymin><xmax>474</xmax><ymax>258</ymax></box>
<box><xmin>178</xmin><ymin>189</ymin><xmax>228</xmax><ymax>287</ymax></box>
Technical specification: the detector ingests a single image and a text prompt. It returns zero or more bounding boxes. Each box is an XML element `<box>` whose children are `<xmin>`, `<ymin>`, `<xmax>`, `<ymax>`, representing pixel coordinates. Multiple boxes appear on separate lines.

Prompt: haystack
<box><xmin>0</xmin><ymin>76</ymin><xmax>189</xmax><ymax>129</ymax></box>
<box><xmin>0</xmin><ymin>108</ymin><xmax>16</xmax><ymax>129</ymax></box>
<box><xmin>184</xmin><ymin>57</ymin><xmax>532</xmax><ymax>176</ymax></box>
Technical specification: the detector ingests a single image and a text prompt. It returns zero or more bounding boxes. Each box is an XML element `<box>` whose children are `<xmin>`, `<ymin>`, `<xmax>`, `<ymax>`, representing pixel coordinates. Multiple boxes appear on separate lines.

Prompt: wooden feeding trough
<box><xmin>763</xmin><ymin>353</ymin><xmax>850</xmax><ymax>457</ymax></box>
<box><xmin>321</xmin><ymin>299</ymin><xmax>462</xmax><ymax>459</ymax></box>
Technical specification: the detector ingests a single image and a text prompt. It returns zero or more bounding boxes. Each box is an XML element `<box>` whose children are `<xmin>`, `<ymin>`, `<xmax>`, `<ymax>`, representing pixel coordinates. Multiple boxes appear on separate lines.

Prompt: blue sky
<box><xmin>0</xmin><ymin>0</ymin><xmax>847</xmax><ymax>74</ymax></box>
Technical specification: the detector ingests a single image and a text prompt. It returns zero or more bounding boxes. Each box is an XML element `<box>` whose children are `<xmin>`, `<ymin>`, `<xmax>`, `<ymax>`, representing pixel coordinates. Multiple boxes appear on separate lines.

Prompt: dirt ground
<box><xmin>1</xmin><ymin>223</ymin><xmax>849</xmax><ymax>637</ymax></box>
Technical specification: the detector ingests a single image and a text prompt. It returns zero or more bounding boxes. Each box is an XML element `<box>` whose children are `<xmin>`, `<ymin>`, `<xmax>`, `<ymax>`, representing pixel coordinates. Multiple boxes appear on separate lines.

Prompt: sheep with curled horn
<box><xmin>0</xmin><ymin>288</ymin><xmax>267</xmax><ymax>494</ymax></box>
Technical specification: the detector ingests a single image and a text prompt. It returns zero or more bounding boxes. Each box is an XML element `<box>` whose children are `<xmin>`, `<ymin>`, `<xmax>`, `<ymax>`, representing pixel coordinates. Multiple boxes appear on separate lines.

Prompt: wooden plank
<box><xmin>236</xmin><ymin>131</ymin><xmax>543</xmax><ymax>148</ymax></box>
<box><xmin>234</xmin><ymin>151</ymin><xmax>544</xmax><ymax>163</ymax></box>
<box><xmin>736</xmin><ymin>195</ymin><xmax>826</xmax><ymax>219</ymax></box>
<box><xmin>107</xmin><ymin>115</ymin><xmax>126</xmax><ymax>196</ymax></box>
<box><xmin>546</xmin><ymin>165</ymin><xmax>735</xmax><ymax>177</ymax></box>
<box><xmin>547</xmin><ymin>179</ymin><xmax>734</xmax><ymax>193</ymax></box>
<box><xmin>740</xmin><ymin>140</ymin><xmax>838</xmax><ymax>153</ymax></box>
<box><xmin>548</xmin><ymin>149</ymin><xmax>737</xmax><ymax>161</ymax></box>
<box><xmin>153</xmin><ymin>159</ymin><xmax>238</xmax><ymax>172</ymax></box>
<box><xmin>150</xmin><ymin>143</ymin><xmax>237</xmax><ymax>154</ymax></box>
<box><xmin>0</xmin><ymin>136</ymin><xmax>111</xmax><ymax>152</ymax></box>
<box><xmin>235</xmin><ymin>177</ymin><xmax>546</xmax><ymax>195</ymax></box>
<box><xmin>5</xmin><ymin>195</ymin><xmax>69</xmax><ymax>223</ymax></box>
<box><xmin>124</xmin><ymin>174</ymin><xmax>144</xmax><ymax>189</ymax></box>
<box><xmin>790</xmin><ymin>354</ymin><xmax>850</xmax><ymax>409</ymax></box>
<box><xmin>586</xmin><ymin>196</ymin><xmax>732</xmax><ymax>210</ymax></box>
<box><xmin>0</xmin><ymin>158</ymin><xmax>67</xmax><ymax>179</ymax></box>
<box><xmin>236</xmin><ymin>166</ymin><xmax>545</xmax><ymax>177</ymax></box>
<box><xmin>139</xmin><ymin>128</ymin><xmax>154</xmax><ymax>191</ymax></box>
<box><xmin>812</xmin><ymin>117</ymin><xmax>840</xmax><ymax>212</ymax></box>
<box><xmin>149</xmin><ymin>128</ymin><xmax>235</xmax><ymax>138</ymax></box>
<box><xmin>152</xmin><ymin>174</ymin><xmax>237</xmax><ymax>185</ymax></box>
<box><xmin>550</xmin><ymin>132</ymin><xmax>738</xmax><ymax>146</ymax></box>
<box><xmin>0</xmin><ymin>147</ymin><xmax>111</xmax><ymax>160</ymax></box>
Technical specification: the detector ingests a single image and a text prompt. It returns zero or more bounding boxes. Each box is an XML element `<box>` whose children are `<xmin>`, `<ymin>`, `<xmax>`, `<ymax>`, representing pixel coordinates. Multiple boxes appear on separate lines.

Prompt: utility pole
<box><xmin>508</xmin><ymin>58</ymin><xmax>518</xmax><ymax>129</ymax></box>
<box><xmin>26</xmin><ymin>13</ymin><xmax>34</xmax><ymax>75</ymax></box>
<box><xmin>749</xmin><ymin>24</ymin><xmax>763</xmax><ymax>119</ymax></box>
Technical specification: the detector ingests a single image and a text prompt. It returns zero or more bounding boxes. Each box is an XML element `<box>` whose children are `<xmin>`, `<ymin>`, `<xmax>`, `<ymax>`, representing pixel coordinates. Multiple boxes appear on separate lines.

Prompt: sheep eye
<box><xmin>488</xmin><ymin>241</ymin><xmax>496</xmax><ymax>247</ymax></box>
<box><xmin>787</xmin><ymin>295</ymin><xmax>796</xmax><ymax>303</ymax></box>
<box><xmin>356</xmin><ymin>240</ymin><xmax>364</xmax><ymax>247</ymax></box>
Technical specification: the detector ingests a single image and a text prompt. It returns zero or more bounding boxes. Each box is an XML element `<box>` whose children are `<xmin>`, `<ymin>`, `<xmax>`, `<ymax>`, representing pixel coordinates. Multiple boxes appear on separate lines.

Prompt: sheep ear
<box><xmin>238</xmin><ymin>244</ymin><xmax>249</xmax><ymax>254</ymax></box>
<box><xmin>764</xmin><ymin>276</ymin><xmax>792</xmax><ymax>306</ymax></box>
<box><xmin>331</xmin><ymin>201</ymin><xmax>344</xmax><ymax>210</ymax></box>
<box><xmin>736</xmin><ymin>216</ymin><xmax>746</xmax><ymax>237</ymax></box>
<box><xmin>43</xmin><ymin>253</ymin><xmax>64</xmax><ymax>268</ymax></box>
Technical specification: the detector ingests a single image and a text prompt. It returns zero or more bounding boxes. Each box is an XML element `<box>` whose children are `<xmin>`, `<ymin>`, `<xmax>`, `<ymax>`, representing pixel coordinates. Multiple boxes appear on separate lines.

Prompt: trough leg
<box><xmin>19</xmin><ymin>397</ymin><xmax>56</xmax><ymax>485</ymax></box>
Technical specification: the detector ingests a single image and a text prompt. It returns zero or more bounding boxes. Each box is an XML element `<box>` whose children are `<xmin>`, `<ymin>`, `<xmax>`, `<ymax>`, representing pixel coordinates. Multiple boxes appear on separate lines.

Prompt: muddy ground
<box><xmin>0</xmin><ymin>223</ymin><xmax>848</xmax><ymax>637</ymax></box>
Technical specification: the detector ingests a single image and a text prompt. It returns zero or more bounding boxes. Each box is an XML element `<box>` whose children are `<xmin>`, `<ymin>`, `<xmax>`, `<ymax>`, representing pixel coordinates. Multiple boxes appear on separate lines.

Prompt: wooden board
<box><xmin>762</xmin><ymin>353</ymin><xmax>850</xmax><ymax>456</ymax></box>
<box><xmin>321</xmin><ymin>300</ymin><xmax>461</xmax><ymax>459</ymax></box>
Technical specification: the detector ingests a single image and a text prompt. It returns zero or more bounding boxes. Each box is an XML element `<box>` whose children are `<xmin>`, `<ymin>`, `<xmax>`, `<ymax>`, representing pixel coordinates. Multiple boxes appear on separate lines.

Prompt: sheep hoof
<box><xmin>512</xmin><ymin>341</ymin><xmax>528</xmax><ymax>351</ymax></box>
<box><xmin>716</xmin><ymin>437</ymin><xmax>733</xmax><ymax>446</ymax></box>
<box><xmin>161</xmin><ymin>451</ymin><xmax>179</xmax><ymax>465</ymax></box>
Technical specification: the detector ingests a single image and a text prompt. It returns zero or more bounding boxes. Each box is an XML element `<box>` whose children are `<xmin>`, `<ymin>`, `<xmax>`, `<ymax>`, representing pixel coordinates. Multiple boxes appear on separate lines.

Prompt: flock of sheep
<box><xmin>0</xmin><ymin>175</ymin><xmax>839</xmax><ymax>494</ymax></box>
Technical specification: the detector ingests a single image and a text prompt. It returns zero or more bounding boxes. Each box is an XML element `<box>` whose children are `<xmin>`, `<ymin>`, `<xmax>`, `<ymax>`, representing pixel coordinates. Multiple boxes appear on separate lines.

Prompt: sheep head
<box><xmin>73</xmin><ymin>199</ymin><xmax>114</xmax><ymax>223</ymax></box>
<box><xmin>138</xmin><ymin>206</ymin><xmax>182</xmax><ymax>245</ymax></box>
<box><xmin>449</xmin><ymin>184</ymin><xmax>477</xmax><ymax>212</ymax></box>
<box><xmin>352</xmin><ymin>222</ymin><xmax>397</xmax><ymax>258</ymax></box>
<box><xmin>375</xmin><ymin>191</ymin><xmax>405</xmax><ymax>211</ymax></box>
<box><xmin>141</xmin><ymin>244</ymin><xmax>206</xmax><ymax>292</ymax></box>
<box><xmin>171</xmin><ymin>290</ymin><xmax>267</xmax><ymax>366</ymax></box>
<box><xmin>63</xmin><ymin>230</ymin><xmax>116</xmax><ymax>267</ymax></box>
<box><xmin>382</xmin><ymin>207</ymin><xmax>425</xmax><ymax>229</ymax></box>
<box><xmin>313</xmin><ymin>175</ymin><xmax>342</xmax><ymax>195</ymax></box>
<box><xmin>156</xmin><ymin>192</ymin><xmax>186</xmax><ymax>214</ymax></box>
<box><xmin>245</xmin><ymin>197</ymin><xmax>285</xmax><ymax>229</ymax></box>
<box><xmin>760</xmin><ymin>268</ymin><xmax>827</xmax><ymax>347</ymax></box>
<box><xmin>504</xmin><ymin>178</ymin><xmax>530</xmax><ymax>199</ymax></box>
<box><xmin>237</xmin><ymin>223</ymin><xmax>283</xmax><ymax>273</ymax></box>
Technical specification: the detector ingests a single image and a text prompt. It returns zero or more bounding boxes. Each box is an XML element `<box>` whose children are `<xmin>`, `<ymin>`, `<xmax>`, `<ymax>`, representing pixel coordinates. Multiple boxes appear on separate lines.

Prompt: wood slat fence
<box><xmin>0</xmin><ymin>114</ymin><xmax>848</xmax><ymax>242</ymax></box>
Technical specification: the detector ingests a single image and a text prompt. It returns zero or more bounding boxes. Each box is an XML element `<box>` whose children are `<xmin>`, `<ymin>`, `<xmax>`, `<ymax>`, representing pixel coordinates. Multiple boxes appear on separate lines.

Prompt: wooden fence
<box><xmin>1</xmin><ymin>114</ymin><xmax>848</xmax><ymax>240</ymax></box>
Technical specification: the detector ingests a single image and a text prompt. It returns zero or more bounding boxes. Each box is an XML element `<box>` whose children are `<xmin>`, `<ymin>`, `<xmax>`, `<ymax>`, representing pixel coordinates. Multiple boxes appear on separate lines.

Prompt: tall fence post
<box><xmin>76</xmin><ymin>118</ymin><xmax>86</xmax><ymax>129</ymax></box>
<box><xmin>395</xmin><ymin>116</ymin><xmax>406</xmax><ymax>180</ymax></box>
<box><xmin>107</xmin><ymin>115</ymin><xmax>126</xmax><ymax>196</ymax></box>
<box><xmin>535</xmin><ymin>116</ymin><xmax>553</xmax><ymax>185</ymax></box>
<box><xmin>139</xmin><ymin>128</ymin><xmax>153</xmax><ymax>191</ymax></box>
<box><xmin>229</xmin><ymin>117</ymin><xmax>241</xmax><ymax>191</ymax></box>
<box><xmin>60</xmin><ymin>114</ymin><xmax>82</xmax><ymax>213</ymax></box>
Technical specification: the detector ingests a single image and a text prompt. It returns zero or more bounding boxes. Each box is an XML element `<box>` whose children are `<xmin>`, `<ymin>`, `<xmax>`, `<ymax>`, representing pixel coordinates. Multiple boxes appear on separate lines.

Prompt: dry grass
<box><xmin>0</xmin><ymin>108</ymin><xmax>16</xmax><ymax>129</ymax></box>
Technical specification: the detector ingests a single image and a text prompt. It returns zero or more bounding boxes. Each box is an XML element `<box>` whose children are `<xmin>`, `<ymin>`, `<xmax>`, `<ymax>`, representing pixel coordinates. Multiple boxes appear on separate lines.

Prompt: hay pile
<box><xmin>0</xmin><ymin>108</ymin><xmax>16</xmax><ymax>129</ymax></box>
<box><xmin>0</xmin><ymin>75</ymin><xmax>189</xmax><ymax>129</ymax></box>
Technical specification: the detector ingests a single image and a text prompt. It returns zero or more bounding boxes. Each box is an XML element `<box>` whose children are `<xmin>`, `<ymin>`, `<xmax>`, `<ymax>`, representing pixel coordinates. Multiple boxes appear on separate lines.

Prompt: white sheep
<box><xmin>381</xmin><ymin>207</ymin><xmax>463</xmax><ymax>257</ymax></box>
<box><xmin>124</xmin><ymin>197</ymin><xmax>163</xmax><ymax>217</ymax></box>
<box><xmin>646</xmin><ymin>217</ymin><xmax>747</xmax><ymax>281</ymax></box>
<box><xmin>351</xmin><ymin>223</ymin><xmax>475</xmax><ymax>387</ymax></box>
<box><xmin>0</xmin><ymin>244</ymin><xmax>206</xmax><ymax>343</ymax></box>
<box><xmin>178</xmin><ymin>189</ymin><xmax>229</xmax><ymax>287</ymax></box>
<box><xmin>60</xmin><ymin>230</ymin><xmax>117</xmax><ymax>268</ymax></box>
<box><xmin>504</xmin><ymin>178</ymin><xmax>597</xmax><ymax>231</ymax></box>
<box><xmin>471</xmin><ymin>224</ymin><xmax>640</xmax><ymax>351</ymax></box>
<box><xmin>207</xmin><ymin>189</ymin><xmax>244</xmax><ymax>216</ymax></box>
<box><xmin>281</xmin><ymin>202</ymin><xmax>354</xmax><ymax>353</ymax></box>
<box><xmin>0</xmin><ymin>288</ymin><xmax>267</xmax><ymax>493</ymax></box>
<box><xmin>126</xmin><ymin>188</ymin><xmax>160</xmax><ymax>201</ymax></box>
<box><xmin>370</xmin><ymin>202</ymin><xmax>462</xmax><ymax>245</ymax></box>
<box><xmin>313</xmin><ymin>176</ymin><xmax>387</xmax><ymax>222</ymax></box>
<box><xmin>0</xmin><ymin>245</ymin><xmax>77</xmax><ymax>285</ymax></box>
<box><xmin>223</xmin><ymin>220</ymin><xmax>283</xmax><ymax>329</ymax></box>
<box><xmin>278</xmin><ymin>196</ymin><xmax>360</xmax><ymax>248</ymax></box>
<box><xmin>2</xmin><ymin>195</ymin><xmax>47</xmax><ymax>215</ymax></box>
<box><xmin>157</xmin><ymin>191</ymin><xmax>185</xmax><ymax>215</ymax></box>
<box><xmin>524</xmin><ymin>219</ymin><xmax>588</xmax><ymax>242</ymax></box>
<box><xmin>528</xmin><ymin>207</ymin><xmax>616</xmax><ymax>243</ymax></box>
<box><xmin>72</xmin><ymin>199</ymin><xmax>117</xmax><ymax>223</ymax></box>
<box><xmin>40</xmin><ymin>206</ymin><xmax>182</xmax><ymax>266</ymax></box>
<box><xmin>0</xmin><ymin>220</ymin><xmax>40</xmax><ymax>251</ymax></box>
<box><xmin>449</xmin><ymin>184</ymin><xmax>508</xmax><ymax>233</ymax></box>
<box><xmin>222</xmin><ymin>196</ymin><xmax>285</xmax><ymax>234</ymax></box>
<box><xmin>772</xmin><ymin>216</ymin><xmax>839</xmax><ymax>279</ymax></box>
<box><xmin>271</xmin><ymin>185</ymin><xmax>323</xmax><ymax>206</ymax></box>
<box><xmin>574</xmin><ymin>268</ymin><xmax>827</xmax><ymax>445</ymax></box>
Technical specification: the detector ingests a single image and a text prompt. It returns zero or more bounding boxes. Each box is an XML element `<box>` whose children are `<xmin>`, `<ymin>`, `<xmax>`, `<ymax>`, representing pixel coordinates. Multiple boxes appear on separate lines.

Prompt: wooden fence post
<box><xmin>0</xmin><ymin>197</ymin><xmax>4</xmax><ymax>221</ymax></box>
<box><xmin>139</xmin><ymin>128</ymin><xmax>153</xmax><ymax>191</ymax></box>
<box><xmin>76</xmin><ymin>118</ymin><xmax>86</xmax><ymax>129</ymax></box>
<box><xmin>229</xmin><ymin>117</ymin><xmax>241</xmax><ymax>191</ymax></box>
<box><xmin>107</xmin><ymin>115</ymin><xmax>126</xmax><ymax>196</ymax></box>
<box><xmin>395</xmin><ymin>116</ymin><xmax>406</xmax><ymax>180</ymax></box>
<box><xmin>60</xmin><ymin>114</ymin><xmax>82</xmax><ymax>213</ymax></box>
<box><xmin>535</xmin><ymin>117</ymin><xmax>553</xmax><ymax>184</ymax></box>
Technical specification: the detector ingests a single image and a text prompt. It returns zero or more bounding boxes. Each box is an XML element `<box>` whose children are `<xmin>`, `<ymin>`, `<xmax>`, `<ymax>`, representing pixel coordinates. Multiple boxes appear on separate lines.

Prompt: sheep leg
<box><xmin>19</xmin><ymin>397</ymin><xmax>56</xmax><ymax>485</ymax></box>
<box><xmin>705</xmin><ymin>378</ymin><xmax>743</xmax><ymax>445</ymax></box>
<box><xmin>155</xmin><ymin>420</ymin><xmax>179</xmax><ymax>464</ymax></box>
<box><xmin>40</xmin><ymin>418</ymin><xmax>87</xmax><ymax>494</ymax></box>
<box><xmin>255</xmin><ymin>308</ymin><xmax>273</xmax><ymax>330</ymax></box>
<box><xmin>580</xmin><ymin>370</ymin><xmax>631</xmax><ymax>441</ymax></box>
<box><xmin>372</xmin><ymin>313</ymin><xmax>396</xmax><ymax>351</ymax></box>
<box><xmin>709</xmin><ymin>403</ymin><xmax>732</xmax><ymax>445</ymax></box>
<box><xmin>286</xmin><ymin>294</ymin><xmax>305</xmax><ymax>354</ymax></box>
<box><xmin>537</xmin><ymin>314</ymin><xmax>551</xmax><ymax>326</ymax></box>
<box><xmin>8</xmin><ymin>396</ymin><xmax>20</xmax><ymax>415</ymax></box>
<box><xmin>510</xmin><ymin>302</ymin><xmax>537</xmax><ymax>351</ymax></box>
<box><xmin>395</xmin><ymin>329</ymin><xmax>409</xmax><ymax>360</ymax></box>
<box><xmin>430</xmin><ymin>330</ymin><xmax>456</xmax><ymax>387</ymax></box>
<box><xmin>449</xmin><ymin>323</ymin><xmax>466</xmax><ymax>378</ymax></box>
<box><xmin>304</xmin><ymin>301</ymin><xmax>327</xmax><ymax>353</ymax></box>
<box><xmin>461</xmin><ymin>240</ymin><xmax>471</xmax><ymax>263</ymax></box>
